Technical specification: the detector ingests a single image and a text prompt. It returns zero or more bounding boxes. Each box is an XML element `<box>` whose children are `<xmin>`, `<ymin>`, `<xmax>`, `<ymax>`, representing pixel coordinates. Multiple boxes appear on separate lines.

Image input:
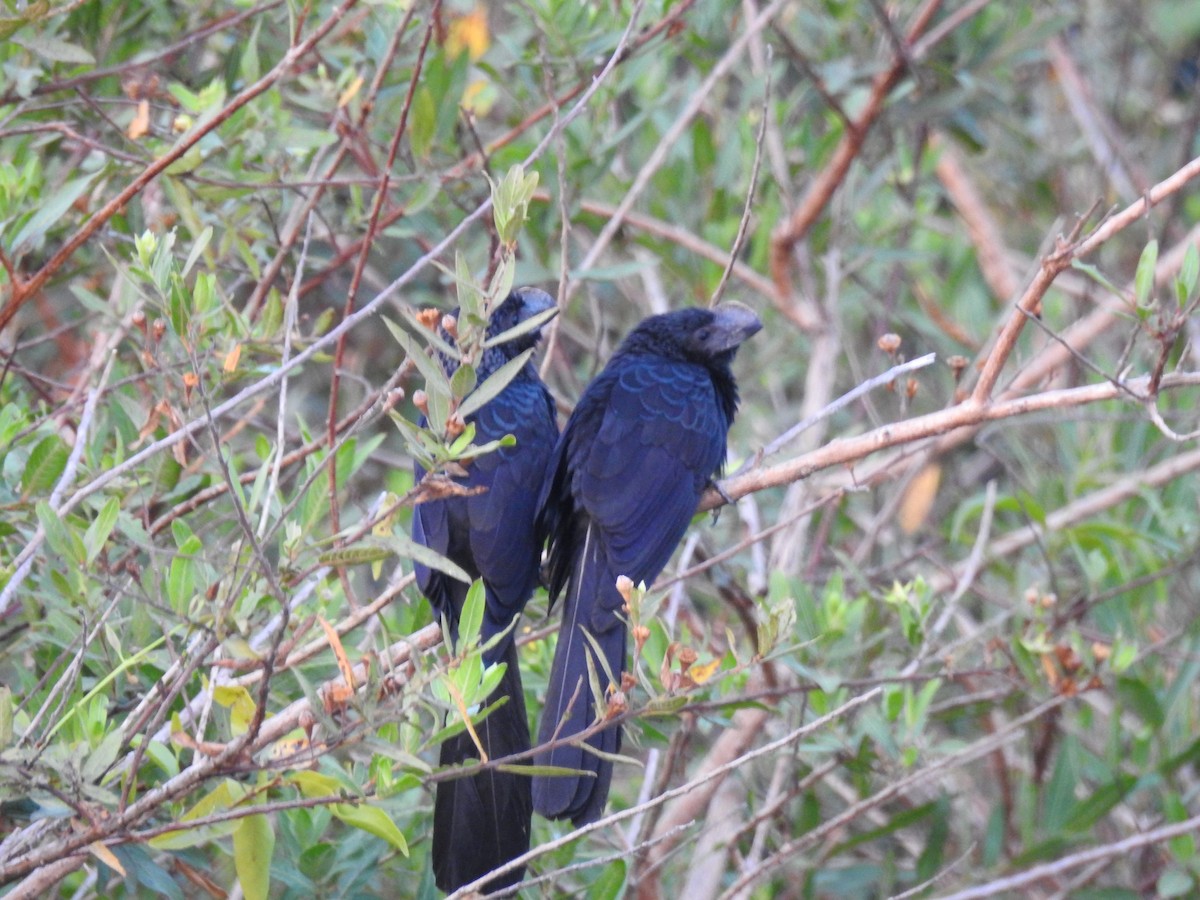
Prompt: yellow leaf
<box><xmin>266</xmin><ymin>735</ymin><xmax>312</xmax><ymax>760</ymax></box>
<box><xmin>446</xmin><ymin>7</ymin><xmax>489</xmax><ymax>60</ymax></box>
<box><xmin>89</xmin><ymin>841</ymin><xmax>125</xmax><ymax>875</ymax></box>
<box><xmin>461</xmin><ymin>79</ymin><xmax>496</xmax><ymax>116</ymax></box>
<box><xmin>128</xmin><ymin>99</ymin><xmax>150</xmax><ymax>140</ymax></box>
<box><xmin>898</xmin><ymin>463</ymin><xmax>941</xmax><ymax>534</ymax></box>
<box><xmin>213</xmin><ymin>684</ymin><xmax>257</xmax><ymax>736</ymax></box>
<box><xmin>689</xmin><ymin>658</ymin><xmax>721</xmax><ymax>685</ymax></box>
<box><xmin>319</xmin><ymin>615</ymin><xmax>355</xmax><ymax>690</ymax></box>
<box><xmin>338</xmin><ymin>74</ymin><xmax>364</xmax><ymax>108</ymax></box>
<box><xmin>223</xmin><ymin>342</ymin><xmax>241</xmax><ymax>373</ymax></box>
<box><xmin>289</xmin><ymin>769</ymin><xmax>341</xmax><ymax>798</ymax></box>
<box><xmin>233</xmin><ymin>813</ymin><xmax>275</xmax><ymax>900</ymax></box>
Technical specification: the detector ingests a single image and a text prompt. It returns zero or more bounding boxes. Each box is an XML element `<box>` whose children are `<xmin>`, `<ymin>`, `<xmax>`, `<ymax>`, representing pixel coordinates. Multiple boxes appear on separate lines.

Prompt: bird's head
<box><xmin>620</xmin><ymin>303</ymin><xmax>762</xmax><ymax>366</ymax></box>
<box><xmin>681</xmin><ymin>302</ymin><xmax>762</xmax><ymax>362</ymax></box>
<box><xmin>486</xmin><ymin>287</ymin><xmax>558</xmax><ymax>357</ymax></box>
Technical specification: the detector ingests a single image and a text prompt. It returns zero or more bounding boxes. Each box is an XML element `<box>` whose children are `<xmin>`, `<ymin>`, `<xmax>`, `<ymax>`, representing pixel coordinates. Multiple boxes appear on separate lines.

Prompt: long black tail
<box><xmin>532</xmin><ymin>524</ymin><xmax>627</xmax><ymax>825</ymax></box>
<box><xmin>432</xmin><ymin>639</ymin><xmax>532</xmax><ymax>895</ymax></box>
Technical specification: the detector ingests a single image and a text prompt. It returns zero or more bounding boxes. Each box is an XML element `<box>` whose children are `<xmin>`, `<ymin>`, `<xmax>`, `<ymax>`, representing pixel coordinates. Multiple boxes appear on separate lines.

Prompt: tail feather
<box><xmin>532</xmin><ymin>524</ymin><xmax>627</xmax><ymax>825</ymax></box>
<box><xmin>432</xmin><ymin>640</ymin><xmax>532</xmax><ymax>894</ymax></box>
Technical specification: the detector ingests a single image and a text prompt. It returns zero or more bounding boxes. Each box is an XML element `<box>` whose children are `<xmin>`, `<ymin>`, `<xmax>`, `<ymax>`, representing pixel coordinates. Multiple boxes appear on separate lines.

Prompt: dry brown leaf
<box><xmin>338</xmin><ymin>74</ymin><xmax>364</xmax><ymax>108</ymax></box>
<box><xmin>89</xmin><ymin>841</ymin><xmax>126</xmax><ymax>876</ymax></box>
<box><xmin>446</xmin><ymin>7</ymin><xmax>489</xmax><ymax>60</ymax></box>
<box><xmin>898</xmin><ymin>463</ymin><xmax>941</xmax><ymax>534</ymax></box>
<box><xmin>318</xmin><ymin>615</ymin><xmax>355</xmax><ymax>690</ymax></box>
<box><xmin>223</xmin><ymin>342</ymin><xmax>241</xmax><ymax>373</ymax></box>
<box><xmin>128</xmin><ymin>99</ymin><xmax>150</xmax><ymax>140</ymax></box>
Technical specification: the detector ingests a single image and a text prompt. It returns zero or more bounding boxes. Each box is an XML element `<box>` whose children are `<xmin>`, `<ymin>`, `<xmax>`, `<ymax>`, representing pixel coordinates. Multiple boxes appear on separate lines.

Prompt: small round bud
<box><xmin>877</xmin><ymin>333</ymin><xmax>902</xmax><ymax>354</ymax></box>
<box><xmin>616</xmin><ymin>575</ymin><xmax>634</xmax><ymax>604</ymax></box>
<box><xmin>632</xmin><ymin>624</ymin><xmax>651</xmax><ymax>650</ymax></box>
<box><xmin>416</xmin><ymin>308</ymin><xmax>441</xmax><ymax>330</ymax></box>
<box><xmin>605</xmin><ymin>690</ymin><xmax>628</xmax><ymax>718</ymax></box>
<box><xmin>413</xmin><ymin>390</ymin><xmax>428</xmax><ymax>414</ymax></box>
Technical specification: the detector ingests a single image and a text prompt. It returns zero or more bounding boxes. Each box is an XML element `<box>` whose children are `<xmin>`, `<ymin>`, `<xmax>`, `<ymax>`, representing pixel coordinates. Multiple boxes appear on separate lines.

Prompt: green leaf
<box><xmin>383</xmin><ymin>318</ymin><xmax>452</xmax><ymax>414</ymax></box>
<box><xmin>12</xmin><ymin>31</ymin><xmax>95</xmax><ymax>64</ymax></box>
<box><xmin>330</xmin><ymin>802</ymin><xmax>409</xmax><ymax>855</ymax></box>
<box><xmin>591</xmin><ymin>859</ymin><xmax>627</xmax><ymax>900</ymax></box>
<box><xmin>84</xmin><ymin>497</ymin><xmax>120</xmax><ymax>564</ymax></box>
<box><xmin>10</xmin><ymin>174</ymin><xmax>96</xmax><ymax>252</ymax></box>
<box><xmin>37</xmin><ymin>501</ymin><xmax>81</xmax><ymax>565</ymax></box>
<box><xmin>233</xmin><ymin>813</ymin><xmax>274</xmax><ymax>900</ymax></box>
<box><xmin>1158</xmin><ymin>869</ymin><xmax>1195</xmax><ymax>899</ymax></box>
<box><xmin>1176</xmin><ymin>243</ymin><xmax>1199</xmax><ymax>308</ymax></box>
<box><xmin>21</xmin><ymin>434</ymin><xmax>69</xmax><ymax>496</ymax></box>
<box><xmin>454</xmin><ymin>250</ymin><xmax>484</xmax><ymax>321</ymax></box>
<box><xmin>409</xmin><ymin>85</ymin><xmax>436</xmax><ymax>160</ymax></box>
<box><xmin>289</xmin><ymin>770</ymin><xmax>342</xmax><ymax>798</ymax></box>
<box><xmin>456</xmin><ymin>347</ymin><xmax>534</xmax><ymax>420</ymax></box>
<box><xmin>457</xmin><ymin>579</ymin><xmax>486</xmax><ymax>654</ymax></box>
<box><xmin>481</xmin><ymin>304</ymin><xmax>557</xmax><ymax>349</ymax></box>
<box><xmin>450</xmin><ymin>363</ymin><xmax>477</xmax><ymax>401</ymax></box>
<box><xmin>1070</xmin><ymin>259</ymin><xmax>1123</xmax><ymax>298</ymax></box>
<box><xmin>0</xmin><ymin>403</ymin><xmax>23</xmax><ymax>445</ymax></box>
<box><xmin>168</xmin><ymin>554</ymin><xmax>196</xmax><ymax>612</ymax></box>
<box><xmin>1116</xmin><ymin>675</ymin><xmax>1164</xmax><ymax>728</ymax></box>
<box><xmin>0</xmin><ymin>686</ymin><xmax>12</xmax><ymax>748</ymax></box>
<box><xmin>149</xmin><ymin>780</ymin><xmax>246</xmax><ymax>849</ymax></box>
<box><xmin>1134</xmin><ymin>239</ymin><xmax>1158</xmax><ymax>307</ymax></box>
<box><xmin>1065</xmin><ymin>773</ymin><xmax>1136</xmax><ymax>832</ymax></box>
<box><xmin>382</xmin><ymin>531</ymin><xmax>470</xmax><ymax>584</ymax></box>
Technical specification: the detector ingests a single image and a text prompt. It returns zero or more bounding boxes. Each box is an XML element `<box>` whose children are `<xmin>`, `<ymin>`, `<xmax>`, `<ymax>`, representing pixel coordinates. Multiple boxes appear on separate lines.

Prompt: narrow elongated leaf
<box><xmin>409</xmin><ymin>85</ymin><xmax>435</xmax><ymax>159</ymax></box>
<box><xmin>456</xmin><ymin>347</ymin><xmax>534</xmax><ymax>420</ymax></box>
<box><xmin>383</xmin><ymin>532</ymin><xmax>470</xmax><ymax>583</ymax></box>
<box><xmin>84</xmin><ymin>497</ymin><xmax>120</xmax><ymax>563</ymax></box>
<box><xmin>10</xmin><ymin>174</ymin><xmax>96</xmax><ymax>251</ymax></box>
<box><xmin>331</xmin><ymin>802</ymin><xmax>409</xmax><ymax>855</ymax></box>
<box><xmin>148</xmin><ymin>780</ymin><xmax>246</xmax><ymax>849</ymax></box>
<box><xmin>383</xmin><ymin>318</ymin><xmax>452</xmax><ymax>400</ymax></box>
<box><xmin>182</xmin><ymin>225</ymin><xmax>213</xmax><ymax>277</ymax></box>
<box><xmin>1177</xmin><ymin>243</ymin><xmax>1199</xmax><ymax>307</ymax></box>
<box><xmin>481</xmin><ymin>305</ymin><xmax>557</xmax><ymax>348</ymax></box>
<box><xmin>233</xmin><ymin>813</ymin><xmax>274</xmax><ymax>900</ymax></box>
<box><xmin>1134</xmin><ymin>240</ymin><xmax>1158</xmax><ymax>306</ymax></box>
<box><xmin>457</xmin><ymin>579</ymin><xmax>486</xmax><ymax>652</ymax></box>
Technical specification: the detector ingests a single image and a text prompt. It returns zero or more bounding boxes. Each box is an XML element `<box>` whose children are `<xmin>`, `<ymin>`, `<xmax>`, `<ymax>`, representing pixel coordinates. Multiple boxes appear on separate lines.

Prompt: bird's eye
<box><xmin>695</xmin><ymin>327</ymin><xmax>712</xmax><ymax>342</ymax></box>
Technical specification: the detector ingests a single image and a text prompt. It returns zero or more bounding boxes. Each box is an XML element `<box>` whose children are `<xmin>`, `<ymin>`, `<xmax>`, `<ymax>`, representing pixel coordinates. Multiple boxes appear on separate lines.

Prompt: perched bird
<box><xmin>532</xmin><ymin>304</ymin><xmax>762</xmax><ymax>825</ymax></box>
<box><xmin>412</xmin><ymin>287</ymin><xmax>559</xmax><ymax>894</ymax></box>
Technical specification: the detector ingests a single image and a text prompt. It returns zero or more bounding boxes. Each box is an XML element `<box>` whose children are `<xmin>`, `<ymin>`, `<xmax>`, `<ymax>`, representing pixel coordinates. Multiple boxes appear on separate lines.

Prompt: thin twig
<box><xmin>710</xmin><ymin>46</ymin><xmax>772</xmax><ymax>308</ymax></box>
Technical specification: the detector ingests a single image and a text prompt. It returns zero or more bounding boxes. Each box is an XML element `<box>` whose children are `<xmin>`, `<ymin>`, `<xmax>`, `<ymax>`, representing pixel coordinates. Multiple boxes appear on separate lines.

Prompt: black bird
<box><xmin>532</xmin><ymin>304</ymin><xmax>761</xmax><ymax>825</ymax></box>
<box><xmin>412</xmin><ymin>287</ymin><xmax>559</xmax><ymax>894</ymax></box>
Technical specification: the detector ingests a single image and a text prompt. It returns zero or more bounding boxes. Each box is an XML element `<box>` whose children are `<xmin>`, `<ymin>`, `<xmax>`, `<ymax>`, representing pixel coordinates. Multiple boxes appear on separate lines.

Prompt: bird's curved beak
<box><xmin>710</xmin><ymin>302</ymin><xmax>763</xmax><ymax>351</ymax></box>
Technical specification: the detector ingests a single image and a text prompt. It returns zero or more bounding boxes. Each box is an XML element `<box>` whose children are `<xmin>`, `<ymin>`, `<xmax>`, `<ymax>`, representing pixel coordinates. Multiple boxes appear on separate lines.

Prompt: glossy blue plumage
<box><xmin>411</xmin><ymin>288</ymin><xmax>558</xmax><ymax>894</ymax></box>
<box><xmin>533</xmin><ymin>304</ymin><xmax>760</xmax><ymax>825</ymax></box>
